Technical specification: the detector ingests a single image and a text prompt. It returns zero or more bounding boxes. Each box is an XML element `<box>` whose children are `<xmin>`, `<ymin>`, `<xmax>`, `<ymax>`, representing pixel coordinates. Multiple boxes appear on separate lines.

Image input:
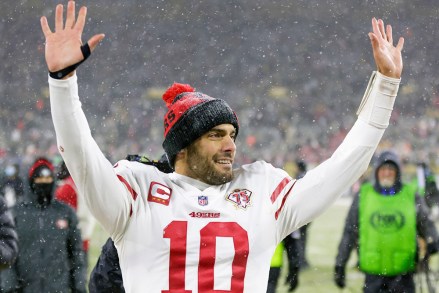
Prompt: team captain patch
<box><xmin>226</xmin><ymin>188</ymin><xmax>252</xmax><ymax>210</ymax></box>
<box><xmin>148</xmin><ymin>182</ymin><xmax>172</xmax><ymax>206</ymax></box>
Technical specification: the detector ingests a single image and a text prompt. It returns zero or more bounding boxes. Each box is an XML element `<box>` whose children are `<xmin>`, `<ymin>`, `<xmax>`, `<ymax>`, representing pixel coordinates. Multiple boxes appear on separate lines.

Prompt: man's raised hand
<box><xmin>40</xmin><ymin>1</ymin><xmax>105</xmax><ymax>76</ymax></box>
<box><xmin>369</xmin><ymin>18</ymin><xmax>404</xmax><ymax>79</ymax></box>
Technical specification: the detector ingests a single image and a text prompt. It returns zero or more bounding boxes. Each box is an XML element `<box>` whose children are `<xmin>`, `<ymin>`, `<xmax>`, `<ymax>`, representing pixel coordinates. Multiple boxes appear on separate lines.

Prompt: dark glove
<box><xmin>334</xmin><ymin>266</ymin><xmax>346</xmax><ymax>288</ymax></box>
<box><xmin>287</xmin><ymin>267</ymin><xmax>299</xmax><ymax>292</ymax></box>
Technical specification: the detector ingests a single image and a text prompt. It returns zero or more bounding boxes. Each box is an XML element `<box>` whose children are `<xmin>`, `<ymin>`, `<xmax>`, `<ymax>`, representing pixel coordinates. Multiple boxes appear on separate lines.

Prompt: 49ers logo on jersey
<box><xmin>148</xmin><ymin>182</ymin><xmax>172</xmax><ymax>206</ymax></box>
<box><xmin>226</xmin><ymin>188</ymin><xmax>252</xmax><ymax>210</ymax></box>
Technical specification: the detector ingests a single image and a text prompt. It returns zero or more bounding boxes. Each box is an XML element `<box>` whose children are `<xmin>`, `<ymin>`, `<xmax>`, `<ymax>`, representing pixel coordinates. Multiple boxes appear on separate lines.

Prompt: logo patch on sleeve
<box><xmin>226</xmin><ymin>189</ymin><xmax>252</xmax><ymax>210</ymax></box>
<box><xmin>148</xmin><ymin>182</ymin><xmax>172</xmax><ymax>206</ymax></box>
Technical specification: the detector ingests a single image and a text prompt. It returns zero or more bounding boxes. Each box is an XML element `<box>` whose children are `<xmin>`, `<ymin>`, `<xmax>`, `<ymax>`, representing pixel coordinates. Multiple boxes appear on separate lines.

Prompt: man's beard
<box><xmin>186</xmin><ymin>145</ymin><xmax>234</xmax><ymax>185</ymax></box>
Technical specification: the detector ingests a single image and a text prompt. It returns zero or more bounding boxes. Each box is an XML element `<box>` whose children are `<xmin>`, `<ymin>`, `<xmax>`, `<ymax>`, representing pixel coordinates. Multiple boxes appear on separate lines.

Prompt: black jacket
<box><xmin>89</xmin><ymin>238</ymin><xmax>124</xmax><ymax>293</ymax></box>
<box><xmin>0</xmin><ymin>195</ymin><xmax>18</xmax><ymax>270</ymax></box>
<box><xmin>0</xmin><ymin>196</ymin><xmax>86</xmax><ymax>293</ymax></box>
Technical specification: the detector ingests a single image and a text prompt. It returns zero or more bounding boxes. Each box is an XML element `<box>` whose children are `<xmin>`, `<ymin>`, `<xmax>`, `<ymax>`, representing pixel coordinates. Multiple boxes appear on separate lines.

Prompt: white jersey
<box><xmin>48</xmin><ymin>72</ymin><xmax>399</xmax><ymax>293</ymax></box>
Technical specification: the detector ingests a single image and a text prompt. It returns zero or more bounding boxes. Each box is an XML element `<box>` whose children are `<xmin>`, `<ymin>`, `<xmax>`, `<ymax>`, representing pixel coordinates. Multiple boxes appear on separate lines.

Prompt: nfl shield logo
<box><xmin>198</xmin><ymin>195</ymin><xmax>208</xmax><ymax>206</ymax></box>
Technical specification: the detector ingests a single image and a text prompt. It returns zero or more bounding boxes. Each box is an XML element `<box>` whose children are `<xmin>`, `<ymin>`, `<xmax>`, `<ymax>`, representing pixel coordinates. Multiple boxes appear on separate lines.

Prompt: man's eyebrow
<box><xmin>209</xmin><ymin>128</ymin><xmax>236</xmax><ymax>135</ymax></box>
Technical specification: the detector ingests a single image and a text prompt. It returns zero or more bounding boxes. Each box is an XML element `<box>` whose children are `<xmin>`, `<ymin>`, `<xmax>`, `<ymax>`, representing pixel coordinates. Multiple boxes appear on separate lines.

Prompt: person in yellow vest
<box><xmin>334</xmin><ymin>150</ymin><xmax>439</xmax><ymax>293</ymax></box>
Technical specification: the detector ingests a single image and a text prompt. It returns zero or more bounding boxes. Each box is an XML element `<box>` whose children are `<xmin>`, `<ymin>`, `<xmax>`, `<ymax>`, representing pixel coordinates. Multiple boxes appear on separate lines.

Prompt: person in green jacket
<box><xmin>0</xmin><ymin>157</ymin><xmax>86</xmax><ymax>293</ymax></box>
<box><xmin>334</xmin><ymin>150</ymin><xmax>439</xmax><ymax>293</ymax></box>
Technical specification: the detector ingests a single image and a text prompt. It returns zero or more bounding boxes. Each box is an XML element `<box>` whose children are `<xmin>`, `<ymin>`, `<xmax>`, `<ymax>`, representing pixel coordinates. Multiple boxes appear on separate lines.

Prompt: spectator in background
<box><xmin>334</xmin><ymin>150</ymin><xmax>439</xmax><ymax>293</ymax></box>
<box><xmin>0</xmin><ymin>164</ymin><xmax>24</xmax><ymax>208</ymax></box>
<box><xmin>89</xmin><ymin>237</ymin><xmax>125</xmax><ymax>293</ymax></box>
<box><xmin>0</xmin><ymin>157</ymin><xmax>86</xmax><ymax>293</ymax></box>
<box><xmin>412</xmin><ymin>162</ymin><xmax>439</xmax><ymax>219</ymax></box>
<box><xmin>282</xmin><ymin>161</ymin><xmax>307</xmax><ymax>291</ymax></box>
<box><xmin>266</xmin><ymin>242</ymin><xmax>288</xmax><ymax>293</ymax></box>
<box><xmin>295</xmin><ymin>160</ymin><xmax>311</xmax><ymax>270</ymax></box>
<box><xmin>55</xmin><ymin>160</ymin><xmax>96</xmax><ymax>262</ymax></box>
<box><xmin>0</xmin><ymin>194</ymin><xmax>19</xmax><ymax>285</ymax></box>
<box><xmin>282</xmin><ymin>231</ymin><xmax>300</xmax><ymax>292</ymax></box>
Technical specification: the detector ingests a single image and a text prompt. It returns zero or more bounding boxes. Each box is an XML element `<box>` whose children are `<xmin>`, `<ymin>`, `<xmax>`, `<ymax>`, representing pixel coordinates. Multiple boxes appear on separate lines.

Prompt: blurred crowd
<box><xmin>1</xmin><ymin>1</ymin><xmax>439</xmax><ymax>292</ymax></box>
<box><xmin>0</xmin><ymin>0</ymin><xmax>438</xmax><ymax>174</ymax></box>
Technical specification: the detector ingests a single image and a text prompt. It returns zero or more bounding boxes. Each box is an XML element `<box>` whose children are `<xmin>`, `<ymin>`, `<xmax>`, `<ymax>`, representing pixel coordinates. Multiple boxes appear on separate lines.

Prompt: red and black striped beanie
<box><xmin>162</xmin><ymin>83</ymin><xmax>239</xmax><ymax>166</ymax></box>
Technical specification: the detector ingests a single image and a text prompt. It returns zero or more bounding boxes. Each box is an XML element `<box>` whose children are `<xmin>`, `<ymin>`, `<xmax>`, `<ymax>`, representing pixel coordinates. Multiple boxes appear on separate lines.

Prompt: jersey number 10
<box><xmin>162</xmin><ymin>221</ymin><xmax>249</xmax><ymax>293</ymax></box>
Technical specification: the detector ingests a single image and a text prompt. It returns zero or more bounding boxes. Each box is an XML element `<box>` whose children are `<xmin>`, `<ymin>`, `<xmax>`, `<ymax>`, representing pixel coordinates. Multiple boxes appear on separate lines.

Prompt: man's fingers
<box><xmin>386</xmin><ymin>25</ymin><xmax>393</xmax><ymax>45</ymax></box>
<box><xmin>40</xmin><ymin>16</ymin><xmax>52</xmax><ymax>37</ymax></box>
<box><xmin>55</xmin><ymin>4</ymin><xmax>64</xmax><ymax>32</ymax></box>
<box><xmin>378</xmin><ymin>19</ymin><xmax>386</xmax><ymax>40</ymax></box>
<box><xmin>65</xmin><ymin>1</ymin><xmax>76</xmax><ymax>29</ymax></box>
<box><xmin>74</xmin><ymin>6</ymin><xmax>87</xmax><ymax>32</ymax></box>
<box><xmin>87</xmin><ymin>34</ymin><xmax>105</xmax><ymax>52</ymax></box>
<box><xmin>368</xmin><ymin>32</ymin><xmax>379</xmax><ymax>48</ymax></box>
<box><xmin>396</xmin><ymin>37</ymin><xmax>404</xmax><ymax>52</ymax></box>
<box><xmin>371</xmin><ymin>18</ymin><xmax>382</xmax><ymax>41</ymax></box>
<box><xmin>372</xmin><ymin>18</ymin><xmax>386</xmax><ymax>41</ymax></box>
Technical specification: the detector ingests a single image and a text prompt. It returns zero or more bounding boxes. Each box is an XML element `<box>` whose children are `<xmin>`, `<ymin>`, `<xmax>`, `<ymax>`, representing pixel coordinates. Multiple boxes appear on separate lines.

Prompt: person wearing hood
<box><xmin>0</xmin><ymin>157</ymin><xmax>86</xmax><ymax>293</ymax></box>
<box><xmin>333</xmin><ymin>150</ymin><xmax>439</xmax><ymax>293</ymax></box>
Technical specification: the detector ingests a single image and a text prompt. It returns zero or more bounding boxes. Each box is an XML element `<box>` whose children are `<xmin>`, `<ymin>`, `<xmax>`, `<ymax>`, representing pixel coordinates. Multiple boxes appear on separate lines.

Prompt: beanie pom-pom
<box><xmin>163</xmin><ymin>83</ymin><xmax>195</xmax><ymax>107</ymax></box>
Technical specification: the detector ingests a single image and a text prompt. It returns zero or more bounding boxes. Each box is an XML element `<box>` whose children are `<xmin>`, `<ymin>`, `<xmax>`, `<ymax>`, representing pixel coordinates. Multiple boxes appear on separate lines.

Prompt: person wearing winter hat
<box><xmin>0</xmin><ymin>157</ymin><xmax>87</xmax><ymax>293</ymax></box>
<box><xmin>334</xmin><ymin>150</ymin><xmax>439</xmax><ymax>293</ymax></box>
<box><xmin>43</xmin><ymin>2</ymin><xmax>404</xmax><ymax>292</ymax></box>
<box><xmin>28</xmin><ymin>157</ymin><xmax>56</xmax><ymax>205</ymax></box>
<box><xmin>161</xmin><ymin>82</ymin><xmax>240</xmax><ymax>185</ymax></box>
<box><xmin>162</xmin><ymin>82</ymin><xmax>239</xmax><ymax>169</ymax></box>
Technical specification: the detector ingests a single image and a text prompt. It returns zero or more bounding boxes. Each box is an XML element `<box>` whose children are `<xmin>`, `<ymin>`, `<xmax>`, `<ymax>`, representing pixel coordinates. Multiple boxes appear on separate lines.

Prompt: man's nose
<box><xmin>223</xmin><ymin>136</ymin><xmax>236</xmax><ymax>152</ymax></box>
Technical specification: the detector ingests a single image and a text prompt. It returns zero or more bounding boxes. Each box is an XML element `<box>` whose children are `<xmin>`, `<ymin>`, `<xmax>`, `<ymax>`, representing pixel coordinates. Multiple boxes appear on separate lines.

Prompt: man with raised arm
<box><xmin>41</xmin><ymin>2</ymin><xmax>404</xmax><ymax>292</ymax></box>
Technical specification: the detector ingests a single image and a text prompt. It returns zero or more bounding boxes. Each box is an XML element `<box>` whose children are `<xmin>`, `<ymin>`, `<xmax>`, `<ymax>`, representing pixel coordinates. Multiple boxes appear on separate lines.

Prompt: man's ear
<box><xmin>175</xmin><ymin>149</ymin><xmax>186</xmax><ymax>161</ymax></box>
<box><xmin>173</xmin><ymin>149</ymin><xmax>187</xmax><ymax>173</ymax></box>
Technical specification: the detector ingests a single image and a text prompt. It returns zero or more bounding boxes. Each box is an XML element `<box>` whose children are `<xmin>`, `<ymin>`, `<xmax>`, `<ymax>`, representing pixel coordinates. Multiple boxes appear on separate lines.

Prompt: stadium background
<box><xmin>1</xmin><ymin>0</ymin><xmax>438</xmax><ymax>170</ymax></box>
<box><xmin>1</xmin><ymin>0</ymin><xmax>439</xmax><ymax>291</ymax></box>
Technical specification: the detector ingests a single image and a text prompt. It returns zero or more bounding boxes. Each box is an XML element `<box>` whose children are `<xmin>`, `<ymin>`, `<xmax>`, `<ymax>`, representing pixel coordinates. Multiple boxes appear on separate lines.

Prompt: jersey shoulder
<box><xmin>236</xmin><ymin>160</ymin><xmax>290</xmax><ymax>178</ymax></box>
<box><xmin>114</xmin><ymin>159</ymin><xmax>168</xmax><ymax>179</ymax></box>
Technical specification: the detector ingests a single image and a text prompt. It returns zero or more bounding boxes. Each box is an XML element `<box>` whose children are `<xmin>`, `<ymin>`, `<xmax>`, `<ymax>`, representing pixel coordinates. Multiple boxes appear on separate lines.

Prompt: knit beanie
<box><xmin>28</xmin><ymin>157</ymin><xmax>55</xmax><ymax>184</ymax></box>
<box><xmin>162</xmin><ymin>83</ymin><xmax>239</xmax><ymax>166</ymax></box>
